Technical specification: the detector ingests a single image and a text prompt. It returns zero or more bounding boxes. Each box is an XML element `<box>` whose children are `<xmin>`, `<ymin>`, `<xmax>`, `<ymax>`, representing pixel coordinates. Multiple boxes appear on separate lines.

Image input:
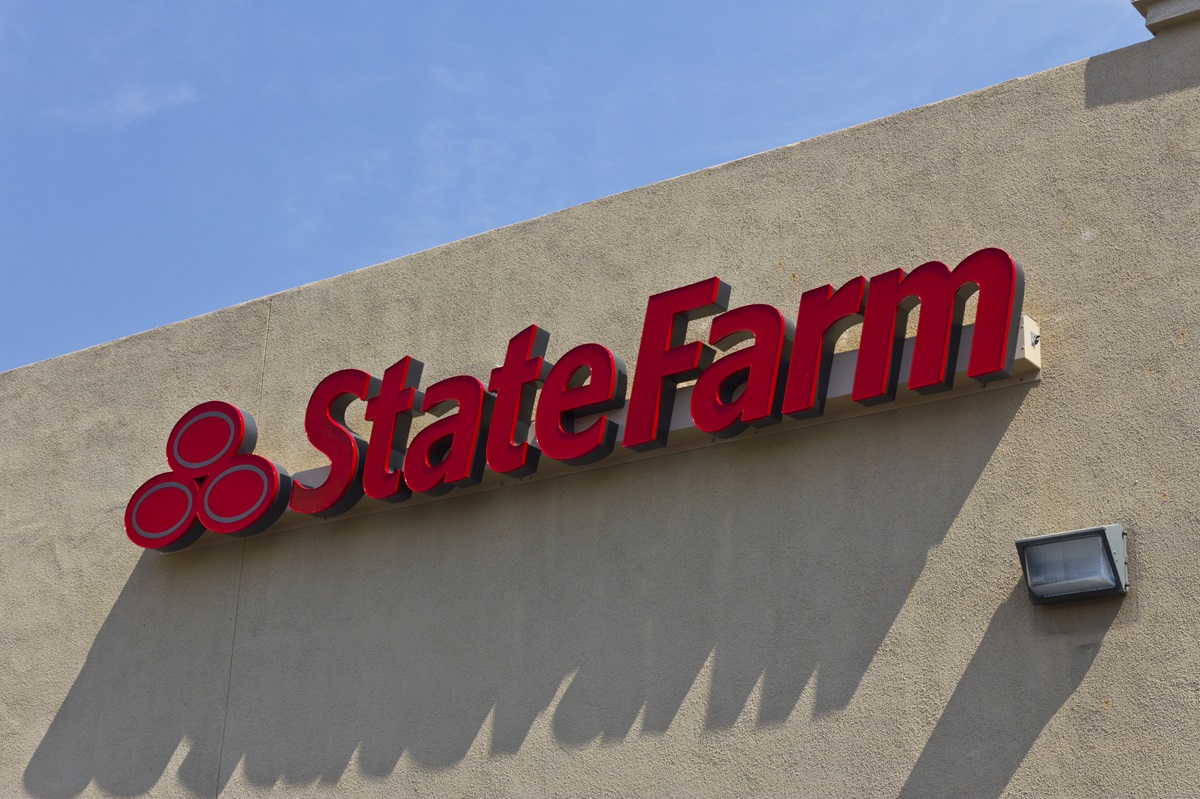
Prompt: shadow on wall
<box><xmin>898</xmin><ymin>586</ymin><xmax>1121</xmax><ymax>799</ymax></box>
<box><xmin>22</xmin><ymin>542</ymin><xmax>244</xmax><ymax>796</ymax></box>
<box><xmin>27</xmin><ymin>387</ymin><xmax>1049</xmax><ymax>796</ymax></box>
<box><xmin>1084</xmin><ymin>23</ymin><xmax>1200</xmax><ymax>107</ymax></box>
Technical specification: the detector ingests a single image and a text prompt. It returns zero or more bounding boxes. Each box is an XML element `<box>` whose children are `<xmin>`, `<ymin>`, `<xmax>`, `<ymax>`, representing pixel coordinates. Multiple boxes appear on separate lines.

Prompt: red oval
<box><xmin>125</xmin><ymin>473</ymin><xmax>203</xmax><ymax>550</ymax></box>
<box><xmin>199</xmin><ymin>454</ymin><xmax>281</xmax><ymax>535</ymax></box>
<box><xmin>166</xmin><ymin>401</ymin><xmax>245</xmax><ymax>477</ymax></box>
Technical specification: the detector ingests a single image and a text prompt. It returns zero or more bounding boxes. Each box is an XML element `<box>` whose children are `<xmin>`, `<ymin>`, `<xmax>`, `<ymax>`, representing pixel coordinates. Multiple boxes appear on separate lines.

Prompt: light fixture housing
<box><xmin>1015</xmin><ymin>524</ymin><xmax>1129</xmax><ymax>604</ymax></box>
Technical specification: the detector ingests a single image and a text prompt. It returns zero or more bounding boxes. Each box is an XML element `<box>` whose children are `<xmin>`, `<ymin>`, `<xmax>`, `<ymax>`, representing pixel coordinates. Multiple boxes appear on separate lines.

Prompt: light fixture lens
<box><xmin>1023</xmin><ymin>534</ymin><xmax>1117</xmax><ymax>598</ymax></box>
<box><xmin>1015</xmin><ymin>524</ymin><xmax>1128</xmax><ymax>604</ymax></box>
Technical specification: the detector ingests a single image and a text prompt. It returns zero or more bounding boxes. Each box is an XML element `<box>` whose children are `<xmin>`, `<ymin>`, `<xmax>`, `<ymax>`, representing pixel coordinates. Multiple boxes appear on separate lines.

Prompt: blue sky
<box><xmin>0</xmin><ymin>1</ymin><xmax>1147</xmax><ymax>373</ymax></box>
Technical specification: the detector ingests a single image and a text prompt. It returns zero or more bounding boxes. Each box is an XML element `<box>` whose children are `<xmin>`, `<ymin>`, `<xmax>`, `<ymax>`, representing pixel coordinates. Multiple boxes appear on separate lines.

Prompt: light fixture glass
<box><xmin>1015</xmin><ymin>524</ymin><xmax>1129</xmax><ymax>604</ymax></box>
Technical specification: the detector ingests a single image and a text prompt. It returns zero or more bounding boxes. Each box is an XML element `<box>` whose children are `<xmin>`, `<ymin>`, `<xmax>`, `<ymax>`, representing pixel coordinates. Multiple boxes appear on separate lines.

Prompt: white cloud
<box><xmin>47</xmin><ymin>81</ymin><xmax>198</xmax><ymax>132</ymax></box>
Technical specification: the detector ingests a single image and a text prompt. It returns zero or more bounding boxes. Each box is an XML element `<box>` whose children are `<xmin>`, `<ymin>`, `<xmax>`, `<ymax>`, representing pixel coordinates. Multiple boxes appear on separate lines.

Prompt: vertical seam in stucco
<box><xmin>258</xmin><ymin>298</ymin><xmax>273</xmax><ymax>418</ymax></box>
<box><xmin>213</xmin><ymin>540</ymin><xmax>246</xmax><ymax>798</ymax></box>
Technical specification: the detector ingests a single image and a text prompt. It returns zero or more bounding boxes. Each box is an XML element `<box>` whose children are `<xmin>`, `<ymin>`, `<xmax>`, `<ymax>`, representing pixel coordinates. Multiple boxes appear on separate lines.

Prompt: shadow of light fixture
<box><xmin>1015</xmin><ymin>524</ymin><xmax>1129</xmax><ymax>604</ymax></box>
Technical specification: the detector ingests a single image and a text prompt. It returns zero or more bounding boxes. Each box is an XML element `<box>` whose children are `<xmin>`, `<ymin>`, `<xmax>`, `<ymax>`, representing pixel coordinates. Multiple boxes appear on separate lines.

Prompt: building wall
<box><xmin>3</xmin><ymin>22</ymin><xmax>1200</xmax><ymax>799</ymax></box>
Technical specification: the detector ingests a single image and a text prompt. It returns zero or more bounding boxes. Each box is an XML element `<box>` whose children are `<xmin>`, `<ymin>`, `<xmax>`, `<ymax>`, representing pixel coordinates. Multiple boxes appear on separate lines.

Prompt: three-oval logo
<box><xmin>124</xmin><ymin>401</ymin><xmax>291</xmax><ymax>551</ymax></box>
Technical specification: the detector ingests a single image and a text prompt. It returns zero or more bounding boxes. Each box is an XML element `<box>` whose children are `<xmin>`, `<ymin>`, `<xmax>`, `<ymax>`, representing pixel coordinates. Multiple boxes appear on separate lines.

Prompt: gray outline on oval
<box><xmin>132</xmin><ymin>481</ymin><xmax>195</xmax><ymax>539</ymax></box>
<box><xmin>173</xmin><ymin>411</ymin><xmax>237</xmax><ymax>470</ymax></box>
<box><xmin>202</xmin><ymin>464</ymin><xmax>270</xmax><ymax>525</ymax></box>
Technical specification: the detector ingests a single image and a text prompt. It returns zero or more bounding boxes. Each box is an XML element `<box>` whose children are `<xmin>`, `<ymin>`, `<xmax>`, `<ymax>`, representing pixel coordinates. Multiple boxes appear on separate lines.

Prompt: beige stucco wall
<box><xmin>3</xmin><ymin>21</ymin><xmax>1199</xmax><ymax>799</ymax></box>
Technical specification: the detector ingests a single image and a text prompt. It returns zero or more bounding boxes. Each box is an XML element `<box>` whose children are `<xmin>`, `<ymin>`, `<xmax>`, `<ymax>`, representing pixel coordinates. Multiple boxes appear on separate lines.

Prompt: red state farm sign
<box><xmin>126</xmin><ymin>247</ymin><xmax>1026</xmax><ymax>551</ymax></box>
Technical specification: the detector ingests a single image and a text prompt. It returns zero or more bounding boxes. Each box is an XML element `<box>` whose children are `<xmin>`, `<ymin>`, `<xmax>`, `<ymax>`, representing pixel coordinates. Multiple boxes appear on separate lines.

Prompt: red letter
<box><xmin>486</xmin><ymin>325</ymin><xmax>551</xmax><ymax>477</ymax></box>
<box><xmin>290</xmin><ymin>369</ymin><xmax>379</xmax><ymax>516</ymax></box>
<box><xmin>781</xmin><ymin>277</ymin><xmax>866</xmax><ymax>418</ymax></box>
<box><xmin>852</xmin><ymin>248</ymin><xmax>1024</xmax><ymax>405</ymax></box>
<box><xmin>403</xmin><ymin>375</ymin><xmax>493</xmax><ymax>496</ymax></box>
<box><xmin>690</xmin><ymin>304</ymin><xmax>792</xmax><ymax>437</ymax></box>
<box><xmin>362</xmin><ymin>356</ymin><xmax>424</xmax><ymax>502</ymax></box>
<box><xmin>535</xmin><ymin>343</ymin><xmax>627</xmax><ymax>465</ymax></box>
<box><xmin>623</xmin><ymin>277</ymin><xmax>731</xmax><ymax>450</ymax></box>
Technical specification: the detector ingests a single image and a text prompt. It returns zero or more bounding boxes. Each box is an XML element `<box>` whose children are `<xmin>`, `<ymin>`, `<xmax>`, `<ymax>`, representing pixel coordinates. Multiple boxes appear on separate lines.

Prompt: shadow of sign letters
<box><xmin>27</xmin><ymin>388</ymin><xmax>1039</xmax><ymax>795</ymax></box>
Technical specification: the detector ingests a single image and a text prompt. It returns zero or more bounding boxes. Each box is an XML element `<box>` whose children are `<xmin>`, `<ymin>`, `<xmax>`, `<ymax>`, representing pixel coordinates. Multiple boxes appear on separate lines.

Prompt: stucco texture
<box><xmin>3</xmin><ymin>23</ymin><xmax>1200</xmax><ymax>799</ymax></box>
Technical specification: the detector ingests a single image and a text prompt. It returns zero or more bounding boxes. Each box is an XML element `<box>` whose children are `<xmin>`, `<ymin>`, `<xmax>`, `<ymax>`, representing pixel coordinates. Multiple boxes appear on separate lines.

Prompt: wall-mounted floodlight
<box><xmin>1015</xmin><ymin>524</ymin><xmax>1129</xmax><ymax>604</ymax></box>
